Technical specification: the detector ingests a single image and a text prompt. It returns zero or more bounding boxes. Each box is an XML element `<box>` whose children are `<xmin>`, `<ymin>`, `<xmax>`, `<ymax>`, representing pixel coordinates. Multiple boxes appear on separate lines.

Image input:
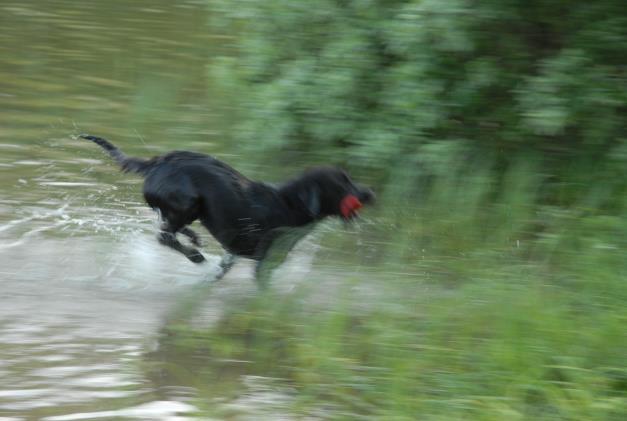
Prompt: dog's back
<box><xmin>142</xmin><ymin>151</ymin><xmax>283</xmax><ymax>256</ymax></box>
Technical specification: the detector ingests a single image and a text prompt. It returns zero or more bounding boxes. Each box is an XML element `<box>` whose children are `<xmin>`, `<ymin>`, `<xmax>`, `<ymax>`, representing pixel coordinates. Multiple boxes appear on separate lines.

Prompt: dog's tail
<box><xmin>80</xmin><ymin>134</ymin><xmax>152</xmax><ymax>175</ymax></box>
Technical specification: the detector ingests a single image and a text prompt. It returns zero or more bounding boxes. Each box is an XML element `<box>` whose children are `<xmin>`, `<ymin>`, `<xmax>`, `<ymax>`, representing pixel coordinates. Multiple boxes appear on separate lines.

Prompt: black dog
<box><xmin>81</xmin><ymin>135</ymin><xmax>374</xmax><ymax>284</ymax></box>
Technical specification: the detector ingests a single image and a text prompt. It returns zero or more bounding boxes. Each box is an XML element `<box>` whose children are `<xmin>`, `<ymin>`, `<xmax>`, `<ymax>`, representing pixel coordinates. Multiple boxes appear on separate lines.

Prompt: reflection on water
<box><xmin>0</xmin><ymin>203</ymin><xmax>215</xmax><ymax>419</ymax></box>
<box><xmin>0</xmin><ymin>198</ymin><xmax>315</xmax><ymax>419</ymax></box>
<box><xmin>0</xmin><ymin>0</ymin><xmax>254</xmax><ymax>419</ymax></box>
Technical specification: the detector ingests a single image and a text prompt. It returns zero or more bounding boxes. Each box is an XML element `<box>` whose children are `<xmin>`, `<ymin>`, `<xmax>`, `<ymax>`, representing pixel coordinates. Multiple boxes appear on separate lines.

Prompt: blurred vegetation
<box><xmin>147</xmin><ymin>0</ymin><xmax>627</xmax><ymax>419</ymax></box>
<box><xmin>157</xmin><ymin>270</ymin><xmax>626</xmax><ymax>419</ymax></box>
<box><xmin>4</xmin><ymin>0</ymin><xmax>623</xmax><ymax>418</ymax></box>
<box><xmin>206</xmin><ymin>0</ymin><xmax>627</xmax><ymax>277</ymax></box>
<box><xmin>211</xmin><ymin>0</ymin><xmax>627</xmax><ymax>185</ymax></box>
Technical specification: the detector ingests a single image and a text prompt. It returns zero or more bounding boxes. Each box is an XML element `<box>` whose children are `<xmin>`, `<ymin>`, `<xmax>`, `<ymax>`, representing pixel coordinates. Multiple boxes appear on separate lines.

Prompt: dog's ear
<box><xmin>298</xmin><ymin>185</ymin><xmax>320</xmax><ymax>217</ymax></box>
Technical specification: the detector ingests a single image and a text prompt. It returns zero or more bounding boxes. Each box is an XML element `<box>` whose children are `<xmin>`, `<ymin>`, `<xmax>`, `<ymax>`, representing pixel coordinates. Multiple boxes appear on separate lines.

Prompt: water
<box><xmin>0</xmin><ymin>1</ymin><xmax>302</xmax><ymax>418</ymax></box>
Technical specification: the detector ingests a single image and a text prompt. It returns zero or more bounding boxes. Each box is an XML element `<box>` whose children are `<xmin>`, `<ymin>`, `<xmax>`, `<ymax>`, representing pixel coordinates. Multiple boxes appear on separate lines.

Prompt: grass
<box><xmin>149</xmin><ymin>158</ymin><xmax>626</xmax><ymax>420</ymax></box>
<box><xmin>156</xmin><ymin>267</ymin><xmax>626</xmax><ymax>419</ymax></box>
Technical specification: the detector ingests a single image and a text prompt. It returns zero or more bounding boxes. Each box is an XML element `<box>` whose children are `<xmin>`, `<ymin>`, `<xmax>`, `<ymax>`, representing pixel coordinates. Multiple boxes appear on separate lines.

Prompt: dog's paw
<box><xmin>188</xmin><ymin>252</ymin><xmax>206</xmax><ymax>264</ymax></box>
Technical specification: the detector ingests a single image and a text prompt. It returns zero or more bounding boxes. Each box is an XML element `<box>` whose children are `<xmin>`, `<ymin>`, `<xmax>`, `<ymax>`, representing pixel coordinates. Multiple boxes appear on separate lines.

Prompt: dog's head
<box><xmin>288</xmin><ymin>167</ymin><xmax>375</xmax><ymax>221</ymax></box>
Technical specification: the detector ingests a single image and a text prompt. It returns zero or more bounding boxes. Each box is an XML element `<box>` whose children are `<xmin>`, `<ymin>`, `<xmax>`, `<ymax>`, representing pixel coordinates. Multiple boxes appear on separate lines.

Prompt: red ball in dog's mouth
<box><xmin>340</xmin><ymin>194</ymin><xmax>363</xmax><ymax>220</ymax></box>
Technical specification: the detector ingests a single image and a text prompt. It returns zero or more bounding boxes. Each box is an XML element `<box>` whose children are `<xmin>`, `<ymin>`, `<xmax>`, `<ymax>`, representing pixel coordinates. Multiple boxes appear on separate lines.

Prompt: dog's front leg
<box><xmin>253</xmin><ymin>225</ymin><xmax>315</xmax><ymax>289</ymax></box>
<box><xmin>254</xmin><ymin>258</ymin><xmax>276</xmax><ymax>290</ymax></box>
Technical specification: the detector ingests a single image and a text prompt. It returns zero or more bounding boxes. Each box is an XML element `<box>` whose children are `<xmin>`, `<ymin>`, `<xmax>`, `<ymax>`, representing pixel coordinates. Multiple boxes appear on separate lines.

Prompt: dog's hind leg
<box><xmin>158</xmin><ymin>220</ymin><xmax>206</xmax><ymax>263</ymax></box>
<box><xmin>179</xmin><ymin>226</ymin><xmax>202</xmax><ymax>247</ymax></box>
<box><xmin>213</xmin><ymin>253</ymin><xmax>236</xmax><ymax>281</ymax></box>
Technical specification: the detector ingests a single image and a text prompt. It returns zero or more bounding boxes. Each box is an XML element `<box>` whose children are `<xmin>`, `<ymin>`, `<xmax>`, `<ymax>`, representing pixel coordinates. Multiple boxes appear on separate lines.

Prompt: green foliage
<box><xmin>211</xmin><ymin>0</ymin><xmax>627</xmax><ymax>181</ymax></box>
<box><xmin>154</xmin><ymin>158</ymin><xmax>626</xmax><ymax>419</ymax></box>
<box><xmin>150</xmin><ymin>1</ymin><xmax>627</xmax><ymax>418</ymax></box>
<box><xmin>161</xmin><ymin>263</ymin><xmax>626</xmax><ymax>419</ymax></box>
<box><xmin>206</xmin><ymin>0</ymin><xmax>627</xmax><ymax>272</ymax></box>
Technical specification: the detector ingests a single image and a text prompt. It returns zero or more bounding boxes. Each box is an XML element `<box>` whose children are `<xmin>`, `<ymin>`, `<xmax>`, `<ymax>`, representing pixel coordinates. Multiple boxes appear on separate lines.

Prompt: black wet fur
<box><xmin>81</xmin><ymin>134</ymin><xmax>374</xmax><ymax>282</ymax></box>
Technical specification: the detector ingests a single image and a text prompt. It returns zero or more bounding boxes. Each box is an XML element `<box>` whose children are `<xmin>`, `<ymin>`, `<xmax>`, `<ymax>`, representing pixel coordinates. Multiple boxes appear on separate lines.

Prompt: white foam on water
<box><xmin>41</xmin><ymin>401</ymin><xmax>198</xmax><ymax>421</ymax></box>
<box><xmin>38</xmin><ymin>182</ymin><xmax>101</xmax><ymax>187</ymax></box>
<box><xmin>0</xmin><ymin>204</ymin><xmax>69</xmax><ymax>233</ymax></box>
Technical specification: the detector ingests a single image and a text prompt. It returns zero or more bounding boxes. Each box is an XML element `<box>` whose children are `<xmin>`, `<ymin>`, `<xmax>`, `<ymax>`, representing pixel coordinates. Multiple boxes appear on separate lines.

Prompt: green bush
<box><xmin>211</xmin><ymin>0</ymin><xmax>626</xmax><ymax>178</ymax></box>
<box><xmin>207</xmin><ymin>0</ymin><xmax>627</xmax><ymax>267</ymax></box>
